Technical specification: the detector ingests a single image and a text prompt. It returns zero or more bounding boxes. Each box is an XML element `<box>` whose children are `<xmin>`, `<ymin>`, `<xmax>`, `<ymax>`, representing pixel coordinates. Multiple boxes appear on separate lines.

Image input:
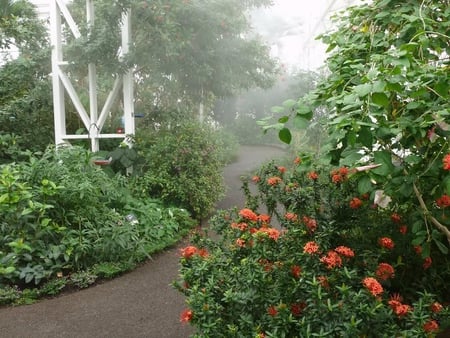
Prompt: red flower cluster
<box><xmin>294</xmin><ymin>157</ymin><xmax>302</xmax><ymax>165</ymax></box>
<box><xmin>349</xmin><ymin>197</ymin><xmax>363</xmax><ymax>209</ymax></box>
<box><xmin>302</xmin><ymin>216</ymin><xmax>317</xmax><ymax>232</ymax></box>
<box><xmin>443</xmin><ymin>154</ymin><xmax>450</xmax><ymax>170</ymax></box>
<box><xmin>378</xmin><ymin>237</ymin><xmax>395</xmax><ymax>250</ymax></box>
<box><xmin>267</xmin><ymin>305</ymin><xmax>278</xmax><ymax>317</ymax></box>
<box><xmin>391</xmin><ymin>213</ymin><xmax>401</xmax><ymax>223</ymax></box>
<box><xmin>423</xmin><ymin>319</ymin><xmax>439</xmax><ymax>333</ymax></box>
<box><xmin>291</xmin><ymin>265</ymin><xmax>301</xmax><ymax>279</ymax></box>
<box><xmin>252</xmin><ymin>175</ymin><xmax>260</xmax><ymax>183</ymax></box>
<box><xmin>320</xmin><ymin>250</ymin><xmax>342</xmax><ymax>269</ymax></box>
<box><xmin>398</xmin><ymin>225</ymin><xmax>407</xmax><ymax>235</ymax></box>
<box><xmin>258</xmin><ymin>214</ymin><xmax>271</xmax><ymax>224</ymax></box>
<box><xmin>431</xmin><ymin>302</ymin><xmax>443</xmax><ymax>313</ymax></box>
<box><xmin>267</xmin><ymin>176</ymin><xmax>282</xmax><ymax>186</ymax></box>
<box><xmin>180</xmin><ymin>246</ymin><xmax>208</xmax><ymax>259</ymax></box>
<box><xmin>239</xmin><ymin>208</ymin><xmax>258</xmax><ymax>222</ymax></box>
<box><xmin>180</xmin><ymin>309</ymin><xmax>193</xmax><ymax>323</ymax></box>
<box><xmin>231</xmin><ymin>222</ymin><xmax>248</xmax><ymax>231</ymax></box>
<box><xmin>375</xmin><ymin>263</ymin><xmax>395</xmax><ymax>281</ymax></box>
<box><xmin>388</xmin><ymin>297</ymin><xmax>411</xmax><ymax>318</ymax></box>
<box><xmin>303</xmin><ymin>241</ymin><xmax>320</xmax><ymax>254</ymax></box>
<box><xmin>255</xmin><ymin>227</ymin><xmax>280</xmax><ymax>241</ymax></box>
<box><xmin>423</xmin><ymin>256</ymin><xmax>432</xmax><ymax>270</ymax></box>
<box><xmin>334</xmin><ymin>246</ymin><xmax>355</xmax><ymax>258</ymax></box>
<box><xmin>290</xmin><ymin>302</ymin><xmax>306</xmax><ymax>316</ymax></box>
<box><xmin>331</xmin><ymin>167</ymin><xmax>349</xmax><ymax>184</ymax></box>
<box><xmin>436</xmin><ymin>194</ymin><xmax>450</xmax><ymax>208</ymax></box>
<box><xmin>362</xmin><ymin>277</ymin><xmax>383</xmax><ymax>297</ymax></box>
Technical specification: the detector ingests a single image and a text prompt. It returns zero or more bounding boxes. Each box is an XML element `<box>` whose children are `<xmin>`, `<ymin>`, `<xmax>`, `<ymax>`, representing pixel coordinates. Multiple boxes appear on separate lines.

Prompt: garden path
<box><xmin>0</xmin><ymin>145</ymin><xmax>286</xmax><ymax>338</ymax></box>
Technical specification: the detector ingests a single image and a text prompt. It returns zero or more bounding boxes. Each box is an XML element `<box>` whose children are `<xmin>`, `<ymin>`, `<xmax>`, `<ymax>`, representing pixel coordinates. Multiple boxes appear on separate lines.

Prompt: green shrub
<box><xmin>133</xmin><ymin>120</ymin><xmax>226</xmax><ymax>219</ymax></box>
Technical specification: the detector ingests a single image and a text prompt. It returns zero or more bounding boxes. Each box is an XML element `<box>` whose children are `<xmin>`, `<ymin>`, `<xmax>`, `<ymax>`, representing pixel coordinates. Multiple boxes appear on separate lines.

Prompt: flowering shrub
<box><xmin>176</xmin><ymin>160</ymin><xmax>449</xmax><ymax>337</ymax></box>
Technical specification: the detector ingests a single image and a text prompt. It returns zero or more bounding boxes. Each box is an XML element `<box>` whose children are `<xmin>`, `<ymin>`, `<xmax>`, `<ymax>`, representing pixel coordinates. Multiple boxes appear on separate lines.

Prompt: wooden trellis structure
<box><xmin>50</xmin><ymin>0</ymin><xmax>134</xmax><ymax>152</ymax></box>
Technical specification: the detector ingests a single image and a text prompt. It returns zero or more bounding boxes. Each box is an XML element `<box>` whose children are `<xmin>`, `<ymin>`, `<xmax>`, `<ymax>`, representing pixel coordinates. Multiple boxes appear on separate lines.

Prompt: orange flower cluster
<box><xmin>334</xmin><ymin>246</ymin><xmax>355</xmax><ymax>258</ymax></box>
<box><xmin>239</xmin><ymin>208</ymin><xmax>258</xmax><ymax>222</ymax></box>
<box><xmin>331</xmin><ymin>167</ymin><xmax>349</xmax><ymax>184</ymax></box>
<box><xmin>349</xmin><ymin>197</ymin><xmax>363</xmax><ymax>209</ymax></box>
<box><xmin>436</xmin><ymin>194</ymin><xmax>450</xmax><ymax>208</ymax></box>
<box><xmin>267</xmin><ymin>305</ymin><xmax>278</xmax><ymax>316</ymax></box>
<box><xmin>308</xmin><ymin>171</ymin><xmax>319</xmax><ymax>180</ymax></box>
<box><xmin>302</xmin><ymin>216</ymin><xmax>317</xmax><ymax>232</ymax></box>
<box><xmin>255</xmin><ymin>227</ymin><xmax>280</xmax><ymax>241</ymax></box>
<box><xmin>362</xmin><ymin>277</ymin><xmax>383</xmax><ymax>297</ymax></box>
<box><xmin>378</xmin><ymin>237</ymin><xmax>395</xmax><ymax>250</ymax></box>
<box><xmin>320</xmin><ymin>250</ymin><xmax>342</xmax><ymax>269</ymax></box>
<box><xmin>231</xmin><ymin>222</ymin><xmax>248</xmax><ymax>231</ymax></box>
<box><xmin>258</xmin><ymin>214</ymin><xmax>271</xmax><ymax>224</ymax></box>
<box><xmin>443</xmin><ymin>154</ymin><xmax>450</xmax><ymax>170</ymax></box>
<box><xmin>375</xmin><ymin>263</ymin><xmax>395</xmax><ymax>281</ymax></box>
<box><xmin>252</xmin><ymin>175</ymin><xmax>260</xmax><ymax>183</ymax></box>
<box><xmin>303</xmin><ymin>241</ymin><xmax>320</xmax><ymax>254</ymax></box>
<box><xmin>277</xmin><ymin>166</ymin><xmax>287</xmax><ymax>174</ymax></box>
<box><xmin>294</xmin><ymin>156</ymin><xmax>302</xmax><ymax>165</ymax></box>
<box><xmin>180</xmin><ymin>246</ymin><xmax>208</xmax><ymax>259</ymax></box>
<box><xmin>267</xmin><ymin>176</ymin><xmax>282</xmax><ymax>186</ymax></box>
<box><xmin>285</xmin><ymin>212</ymin><xmax>298</xmax><ymax>222</ymax></box>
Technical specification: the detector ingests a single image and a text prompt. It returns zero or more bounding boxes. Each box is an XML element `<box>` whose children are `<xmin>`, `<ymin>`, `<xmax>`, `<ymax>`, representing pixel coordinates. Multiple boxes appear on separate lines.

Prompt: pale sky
<box><xmin>253</xmin><ymin>0</ymin><xmax>362</xmax><ymax>69</ymax></box>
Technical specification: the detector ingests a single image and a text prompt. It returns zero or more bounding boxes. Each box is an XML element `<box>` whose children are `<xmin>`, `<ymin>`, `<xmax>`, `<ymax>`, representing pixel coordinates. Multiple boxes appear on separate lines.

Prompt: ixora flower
<box><xmin>431</xmin><ymin>302</ymin><xmax>443</xmax><ymax>313</ymax></box>
<box><xmin>378</xmin><ymin>237</ymin><xmax>395</xmax><ymax>250</ymax></box>
<box><xmin>423</xmin><ymin>319</ymin><xmax>439</xmax><ymax>333</ymax></box>
<box><xmin>375</xmin><ymin>263</ymin><xmax>395</xmax><ymax>281</ymax></box>
<box><xmin>436</xmin><ymin>194</ymin><xmax>450</xmax><ymax>208</ymax></box>
<box><xmin>320</xmin><ymin>250</ymin><xmax>342</xmax><ymax>269</ymax></box>
<box><xmin>334</xmin><ymin>246</ymin><xmax>354</xmax><ymax>258</ymax></box>
<box><xmin>180</xmin><ymin>246</ymin><xmax>208</xmax><ymax>259</ymax></box>
<box><xmin>267</xmin><ymin>176</ymin><xmax>282</xmax><ymax>186</ymax></box>
<box><xmin>362</xmin><ymin>277</ymin><xmax>383</xmax><ymax>297</ymax></box>
<box><xmin>349</xmin><ymin>197</ymin><xmax>363</xmax><ymax>209</ymax></box>
<box><xmin>302</xmin><ymin>216</ymin><xmax>317</xmax><ymax>232</ymax></box>
<box><xmin>254</xmin><ymin>227</ymin><xmax>280</xmax><ymax>241</ymax></box>
<box><xmin>239</xmin><ymin>208</ymin><xmax>258</xmax><ymax>222</ymax></box>
<box><xmin>277</xmin><ymin>166</ymin><xmax>287</xmax><ymax>174</ymax></box>
<box><xmin>284</xmin><ymin>212</ymin><xmax>298</xmax><ymax>222</ymax></box>
<box><xmin>267</xmin><ymin>305</ymin><xmax>278</xmax><ymax>317</ymax></box>
<box><xmin>180</xmin><ymin>309</ymin><xmax>193</xmax><ymax>323</ymax></box>
<box><xmin>307</xmin><ymin>171</ymin><xmax>319</xmax><ymax>180</ymax></box>
<box><xmin>391</xmin><ymin>213</ymin><xmax>402</xmax><ymax>223</ymax></box>
<box><xmin>443</xmin><ymin>154</ymin><xmax>450</xmax><ymax>170</ymax></box>
<box><xmin>290</xmin><ymin>265</ymin><xmax>302</xmax><ymax>279</ymax></box>
<box><xmin>303</xmin><ymin>241</ymin><xmax>320</xmax><ymax>254</ymax></box>
<box><xmin>423</xmin><ymin>256</ymin><xmax>432</xmax><ymax>270</ymax></box>
<box><xmin>388</xmin><ymin>299</ymin><xmax>411</xmax><ymax>318</ymax></box>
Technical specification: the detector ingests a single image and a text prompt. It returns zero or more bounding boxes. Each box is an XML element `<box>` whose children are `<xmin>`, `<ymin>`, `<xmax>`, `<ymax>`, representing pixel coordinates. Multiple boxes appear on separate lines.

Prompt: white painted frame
<box><xmin>50</xmin><ymin>0</ymin><xmax>134</xmax><ymax>152</ymax></box>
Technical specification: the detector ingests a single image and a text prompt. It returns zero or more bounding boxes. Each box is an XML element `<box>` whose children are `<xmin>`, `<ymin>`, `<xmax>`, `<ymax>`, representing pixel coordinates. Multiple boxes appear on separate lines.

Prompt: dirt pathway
<box><xmin>0</xmin><ymin>145</ymin><xmax>285</xmax><ymax>338</ymax></box>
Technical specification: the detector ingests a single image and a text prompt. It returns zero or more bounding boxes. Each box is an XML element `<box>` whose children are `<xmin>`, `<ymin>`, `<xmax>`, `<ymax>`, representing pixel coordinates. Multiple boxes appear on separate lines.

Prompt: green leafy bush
<box><xmin>175</xmin><ymin>158</ymin><xmax>449</xmax><ymax>337</ymax></box>
<box><xmin>0</xmin><ymin>146</ymin><xmax>195</xmax><ymax>290</ymax></box>
<box><xmin>132</xmin><ymin>120</ymin><xmax>226</xmax><ymax>219</ymax></box>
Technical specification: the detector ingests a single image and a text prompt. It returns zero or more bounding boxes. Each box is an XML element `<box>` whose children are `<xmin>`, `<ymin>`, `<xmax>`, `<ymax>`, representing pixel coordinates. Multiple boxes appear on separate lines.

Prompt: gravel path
<box><xmin>0</xmin><ymin>145</ymin><xmax>285</xmax><ymax>338</ymax></box>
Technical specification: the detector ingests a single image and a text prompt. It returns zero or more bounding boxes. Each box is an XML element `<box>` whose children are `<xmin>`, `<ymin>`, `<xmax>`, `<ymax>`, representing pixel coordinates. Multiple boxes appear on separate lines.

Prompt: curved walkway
<box><xmin>0</xmin><ymin>145</ymin><xmax>285</xmax><ymax>338</ymax></box>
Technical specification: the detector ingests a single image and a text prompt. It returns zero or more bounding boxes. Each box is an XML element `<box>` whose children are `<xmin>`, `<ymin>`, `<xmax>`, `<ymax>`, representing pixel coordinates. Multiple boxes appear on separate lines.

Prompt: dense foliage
<box><xmin>131</xmin><ymin>120</ymin><xmax>230</xmax><ymax>220</ymax></box>
<box><xmin>176</xmin><ymin>159</ymin><xmax>449</xmax><ymax>337</ymax></box>
<box><xmin>0</xmin><ymin>144</ymin><xmax>195</xmax><ymax>303</ymax></box>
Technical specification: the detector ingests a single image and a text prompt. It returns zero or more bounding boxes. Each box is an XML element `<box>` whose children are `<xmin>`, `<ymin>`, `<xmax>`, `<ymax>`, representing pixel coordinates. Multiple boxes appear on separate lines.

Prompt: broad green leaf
<box><xmin>270</xmin><ymin>106</ymin><xmax>284</xmax><ymax>114</ymax></box>
<box><xmin>372</xmin><ymin>150</ymin><xmax>395</xmax><ymax>176</ymax></box>
<box><xmin>282</xmin><ymin>99</ymin><xmax>297</xmax><ymax>109</ymax></box>
<box><xmin>358</xmin><ymin>127</ymin><xmax>373</xmax><ymax>148</ymax></box>
<box><xmin>293</xmin><ymin>115</ymin><xmax>310</xmax><ymax>129</ymax></box>
<box><xmin>278</xmin><ymin>116</ymin><xmax>289</xmax><ymax>124</ymax></box>
<box><xmin>353</xmin><ymin>83</ymin><xmax>372</xmax><ymax>97</ymax></box>
<box><xmin>357</xmin><ymin>175</ymin><xmax>373</xmax><ymax>194</ymax></box>
<box><xmin>433</xmin><ymin>238</ymin><xmax>449</xmax><ymax>255</ymax></box>
<box><xmin>279</xmin><ymin>128</ymin><xmax>292</xmax><ymax>144</ymax></box>
<box><xmin>371</xmin><ymin>92</ymin><xmax>390</xmax><ymax>108</ymax></box>
<box><xmin>296</xmin><ymin>105</ymin><xmax>313</xmax><ymax>120</ymax></box>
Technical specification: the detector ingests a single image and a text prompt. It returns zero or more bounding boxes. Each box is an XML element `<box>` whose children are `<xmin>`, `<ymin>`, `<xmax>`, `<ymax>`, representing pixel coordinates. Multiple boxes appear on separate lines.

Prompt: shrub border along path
<box><xmin>0</xmin><ymin>145</ymin><xmax>285</xmax><ymax>338</ymax></box>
